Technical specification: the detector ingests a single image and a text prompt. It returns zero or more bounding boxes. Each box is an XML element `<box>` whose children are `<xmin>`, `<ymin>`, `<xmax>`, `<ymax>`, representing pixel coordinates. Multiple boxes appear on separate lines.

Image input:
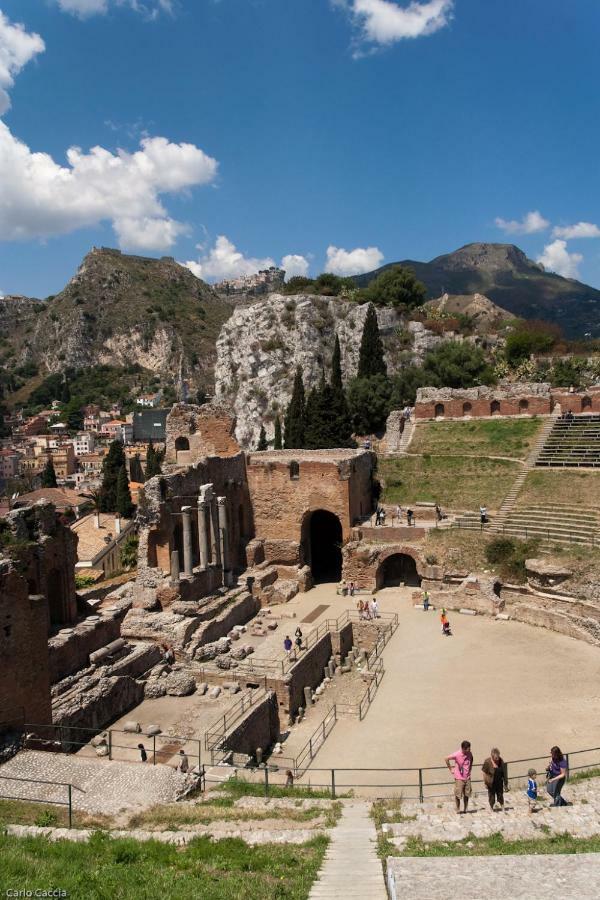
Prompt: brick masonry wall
<box><xmin>48</xmin><ymin>610</ymin><xmax>126</xmax><ymax>683</ymax></box>
<box><xmin>415</xmin><ymin>397</ymin><xmax>552</xmax><ymax>419</ymax></box>
<box><xmin>551</xmin><ymin>391</ymin><xmax>600</xmax><ymax>414</ymax></box>
<box><xmin>0</xmin><ymin>567</ymin><xmax>52</xmax><ymax>726</ymax></box>
<box><xmin>267</xmin><ymin>632</ymin><xmax>333</xmax><ymax>715</ymax></box>
<box><xmin>165</xmin><ymin>403</ymin><xmax>241</xmax><ymax>464</ymax></box>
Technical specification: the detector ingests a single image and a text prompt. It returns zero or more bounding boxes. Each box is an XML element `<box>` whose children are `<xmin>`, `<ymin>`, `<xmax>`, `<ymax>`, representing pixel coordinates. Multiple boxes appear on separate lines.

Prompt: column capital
<box><xmin>217</xmin><ymin>496</ymin><xmax>227</xmax><ymax>507</ymax></box>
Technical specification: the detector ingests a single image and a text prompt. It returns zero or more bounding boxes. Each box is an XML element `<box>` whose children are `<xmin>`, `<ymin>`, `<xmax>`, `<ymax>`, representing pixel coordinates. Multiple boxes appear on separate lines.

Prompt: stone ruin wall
<box><xmin>0</xmin><ymin>504</ymin><xmax>78</xmax><ymax>727</ymax></box>
<box><xmin>415</xmin><ymin>382</ymin><xmax>553</xmax><ymax>420</ymax></box>
<box><xmin>246</xmin><ymin>450</ymin><xmax>374</xmax><ymax>549</ymax></box>
<box><xmin>165</xmin><ymin>402</ymin><xmax>241</xmax><ymax>466</ymax></box>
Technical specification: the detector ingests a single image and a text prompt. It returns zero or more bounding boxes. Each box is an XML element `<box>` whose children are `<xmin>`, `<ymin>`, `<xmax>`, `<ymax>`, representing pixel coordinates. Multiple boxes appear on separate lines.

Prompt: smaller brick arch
<box><xmin>289</xmin><ymin>460</ymin><xmax>300</xmax><ymax>480</ymax></box>
<box><xmin>519</xmin><ymin>399</ymin><xmax>529</xmax><ymax>412</ymax></box>
<box><xmin>582</xmin><ymin>396</ymin><xmax>592</xmax><ymax>411</ymax></box>
<box><xmin>434</xmin><ymin>403</ymin><xmax>445</xmax><ymax>419</ymax></box>
<box><xmin>462</xmin><ymin>401</ymin><xmax>472</xmax><ymax>416</ymax></box>
<box><xmin>175</xmin><ymin>436</ymin><xmax>190</xmax><ymax>452</ymax></box>
<box><xmin>490</xmin><ymin>400</ymin><xmax>501</xmax><ymax>415</ymax></box>
<box><xmin>373</xmin><ymin>545</ymin><xmax>424</xmax><ymax>591</ymax></box>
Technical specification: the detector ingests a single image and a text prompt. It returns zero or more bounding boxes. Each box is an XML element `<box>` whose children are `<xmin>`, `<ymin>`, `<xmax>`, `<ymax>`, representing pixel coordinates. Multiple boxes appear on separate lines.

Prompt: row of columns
<box><xmin>173</xmin><ymin>483</ymin><xmax>231</xmax><ymax>585</ymax></box>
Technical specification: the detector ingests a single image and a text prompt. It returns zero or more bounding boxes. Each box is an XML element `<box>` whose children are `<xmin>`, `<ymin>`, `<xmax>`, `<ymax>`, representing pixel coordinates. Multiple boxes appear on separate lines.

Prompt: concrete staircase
<box><xmin>537</xmin><ymin>413</ymin><xmax>600</xmax><ymax>468</ymax></box>
<box><xmin>309</xmin><ymin>801</ymin><xmax>386</xmax><ymax>899</ymax></box>
<box><xmin>396</xmin><ymin>417</ymin><xmax>415</xmax><ymax>454</ymax></box>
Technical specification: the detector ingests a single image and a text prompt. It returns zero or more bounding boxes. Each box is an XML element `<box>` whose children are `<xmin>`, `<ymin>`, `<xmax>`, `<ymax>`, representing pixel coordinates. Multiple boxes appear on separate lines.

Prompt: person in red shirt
<box><xmin>445</xmin><ymin>740</ymin><xmax>474</xmax><ymax>813</ymax></box>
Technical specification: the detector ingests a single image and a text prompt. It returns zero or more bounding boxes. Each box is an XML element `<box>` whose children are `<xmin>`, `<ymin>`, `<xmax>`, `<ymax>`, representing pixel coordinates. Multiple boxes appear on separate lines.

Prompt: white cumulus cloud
<box><xmin>494</xmin><ymin>210</ymin><xmax>549</xmax><ymax>235</ymax></box>
<box><xmin>183</xmin><ymin>236</ymin><xmax>276</xmax><ymax>281</ymax></box>
<box><xmin>537</xmin><ymin>240</ymin><xmax>583</xmax><ymax>280</ymax></box>
<box><xmin>325</xmin><ymin>244</ymin><xmax>384</xmax><ymax>275</ymax></box>
<box><xmin>552</xmin><ymin>221</ymin><xmax>600</xmax><ymax>240</ymax></box>
<box><xmin>0</xmin><ymin>11</ymin><xmax>45</xmax><ymax>114</ymax></box>
<box><xmin>336</xmin><ymin>0</ymin><xmax>453</xmax><ymax>48</ymax></box>
<box><xmin>56</xmin><ymin>0</ymin><xmax>173</xmax><ymax>19</ymax></box>
<box><xmin>282</xmin><ymin>254</ymin><xmax>310</xmax><ymax>279</ymax></box>
<box><xmin>0</xmin><ymin>125</ymin><xmax>218</xmax><ymax>249</ymax></box>
<box><xmin>0</xmin><ymin>11</ymin><xmax>217</xmax><ymax>253</ymax></box>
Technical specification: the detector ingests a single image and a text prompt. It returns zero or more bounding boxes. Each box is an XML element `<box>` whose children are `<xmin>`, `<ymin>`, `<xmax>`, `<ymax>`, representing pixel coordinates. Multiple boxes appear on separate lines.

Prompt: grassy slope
<box><xmin>410</xmin><ymin>418</ymin><xmax>543</xmax><ymax>460</ymax></box>
<box><xmin>386</xmin><ymin>832</ymin><xmax>600</xmax><ymax>858</ymax></box>
<box><xmin>0</xmin><ymin>832</ymin><xmax>327</xmax><ymax>900</ymax></box>
<box><xmin>517</xmin><ymin>470</ymin><xmax>600</xmax><ymax>510</ymax></box>
<box><xmin>380</xmin><ymin>455</ymin><xmax>520</xmax><ymax>511</ymax></box>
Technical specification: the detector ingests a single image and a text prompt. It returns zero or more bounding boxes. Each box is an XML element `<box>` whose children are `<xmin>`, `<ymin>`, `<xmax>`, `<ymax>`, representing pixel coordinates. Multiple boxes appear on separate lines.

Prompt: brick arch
<box><xmin>374</xmin><ymin>544</ymin><xmax>425</xmax><ymax>591</ymax></box>
<box><xmin>301</xmin><ymin>507</ymin><xmax>344</xmax><ymax>582</ymax></box>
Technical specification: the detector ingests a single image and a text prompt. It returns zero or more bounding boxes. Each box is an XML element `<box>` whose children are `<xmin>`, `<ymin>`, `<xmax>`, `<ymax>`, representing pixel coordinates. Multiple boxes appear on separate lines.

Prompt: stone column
<box><xmin>217</xmin><ymin>496</ymin><xmax>229</xmax><ymax>582</ymax></box>
<box><xmin>170</xmin><ymin>550</ymin><xmax>180</xmax><ymax>585</ymax></box>
<box><xmin>210</xmin><ymin>497</ymin><xmax>221</xmax><ymax>569</ymax></box>
<box><xmin>197</xmin><ymin>498</ymin><xmax>210</xmax><ymax>570</ymax></box>
<box><xmin>181</xmin><ymin>506</ymin><xmax>193</xmax><ymax>577</ymax></box>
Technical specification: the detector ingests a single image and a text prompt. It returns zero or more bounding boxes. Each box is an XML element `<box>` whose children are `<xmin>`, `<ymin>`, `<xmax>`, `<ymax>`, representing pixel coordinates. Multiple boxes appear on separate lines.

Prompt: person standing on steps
<box><xmin>546</xmin><ymin>746</ymin><xmax>568</xmax><ymax>806</ymax></box>
<box><xmin>445</xmin><ymin>740</ymin><xmax>473</xmax><ymax>814</ymax></box>
<box><xmin>482</xmin><ymin>747</ymin><xmax>509</xmax><ymax>811</ymax></box>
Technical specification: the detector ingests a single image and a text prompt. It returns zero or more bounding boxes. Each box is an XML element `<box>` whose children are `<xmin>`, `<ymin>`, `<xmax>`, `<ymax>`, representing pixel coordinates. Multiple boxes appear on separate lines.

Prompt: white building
<box><xmin>72</xmin><ymin>432</ymin><xmax>96</xmax><ymax>456</ymax></box>
<box><xmin>71</xmin><ymin>512</ymin><xmax>135</xmax><ymax>579</ymax></box>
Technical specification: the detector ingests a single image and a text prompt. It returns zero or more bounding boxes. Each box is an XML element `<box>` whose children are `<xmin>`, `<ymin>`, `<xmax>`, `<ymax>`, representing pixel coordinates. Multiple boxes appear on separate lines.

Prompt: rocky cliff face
<box><xmin>214</xmin><ymin>293</ymin><xmax>405</xmax><ymax>447</ymax></box>
<box><xmin>1</xmin><ymin>248</ymin><xmax>232</xmax><ymax>394</ymax></box>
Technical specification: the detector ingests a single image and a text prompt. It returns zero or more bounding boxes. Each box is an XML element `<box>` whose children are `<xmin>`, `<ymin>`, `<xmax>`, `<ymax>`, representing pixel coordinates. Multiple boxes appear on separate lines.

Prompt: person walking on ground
<box><xmin>526</xmin><ymin>769</ymin><xmax>538</xmax><ymax>814</ymax></box>
<box><xmin>285</xmin><ymin>769</ymin><xmax>294</xmax><ymax>788</ymax></box>
<box><xmin>435</xmin><ymin>503</ymin><xmax>444</xmax><ymax>523</ymax></box>
<box><xmin>138</xmin><ymin>743</ymin><xmax>147</xmax><ymax>763</ymax></box>
<box><xmin>480</xmin><ymin>505</ymin><xmax>488</xmax><ymax>525</ymax></box>
<box><xmin>349</xmin><ymin>582</ymin><xmax>355</xmax><ymax>597</ymax></box>
<box><xmin>406</xmin><ymin>508</ymin><xmax>414</xmax><ymax>527</ymax></box>
<box><xmin>283</xmin><ymin>635</ymin><xmax>293</xmax><ymax>654</ymax></box>
<box><xmin>395</xmin><ymin>504</ymin><xmax>402</xmax><ymax>526</ymax></box>
<box><xmin>440</xmin><ymin>608</ymin><xmax>448</xmax><ymax>633</ymax></box>
<box><xmin>379</xmin><ymin>507</ymin><xmax>386</xmax><ymax>526</ymax></box>
<box><xmin>445</xmin><ymin>740</ymin><xmax>473</xmax><ymax>814</ymax></box>
<box><xmin>546</xmin><ymin>746</ymin><xmax>568</xmax><ymax>806</ymax></box>
<box><xmin>423</xmin><ymin>590</ymin><xmax>430</xmax><ymax>611</ymax></box>
<box><xmin>482</xmin><ymin>747</ymin><xmax>509</xmax><ymax>811</ymax></box>
<box><xmin>178</xmin><ymin>749</ymin><xmax>189</xmax><ymax>774</ymax></box>
<box><xmin>294</xmin><ymin>626</ymin><xmax>304</xmax><ymax>651</ymax></box>
<box><xmin>363</xmin><ymin>599</ymin><xmax>372</xmax><ymax>620</ymax></box>
<box><xmin>371</xmin><ymin>596</ymin><xmax>379</xmax><ymax>618</ymax></box>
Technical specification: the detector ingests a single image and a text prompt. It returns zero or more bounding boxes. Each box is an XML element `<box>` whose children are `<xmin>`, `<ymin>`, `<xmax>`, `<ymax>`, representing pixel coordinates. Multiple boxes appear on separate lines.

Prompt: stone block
<box><xmin>209</xmin><ymin>686</ymin><xmax>221</xmax><ymax>698</ymax></box>
<box><xmin>197</xmin><ymin>682</ymin><xmax>208</xmax><ymax>695</ymax></box>
<box><xmin>146</xmin><ymin>724</ymin><xmax>161</xmax><ymax>736</ymax></box>
<box><xmin>164</xmin><ymin>672</ymin><xmax>196</xmax><ymax>696</ymax></box>
<box><xmin>123</xmin><ymin>721</ymin><xmax>141</xmax><ymax>733</ymax></box>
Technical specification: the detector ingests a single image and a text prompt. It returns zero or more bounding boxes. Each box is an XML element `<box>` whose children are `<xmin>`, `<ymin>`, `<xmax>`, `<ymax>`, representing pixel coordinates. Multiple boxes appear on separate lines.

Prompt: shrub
<box><xmin>485</xmin><ymin>537</ymin><xmax>537</xmax><ymax>583</ymax></box>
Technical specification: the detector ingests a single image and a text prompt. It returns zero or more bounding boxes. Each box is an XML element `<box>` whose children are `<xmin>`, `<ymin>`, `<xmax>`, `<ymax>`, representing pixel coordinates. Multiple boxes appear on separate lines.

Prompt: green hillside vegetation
<box><xmin>380</xmin><ymin>455</ymin><xmax>520</xmax><ymax>511</ymax></box>
<box><xmin>354</xmin><ymin>243</ymin><xmax>600</xmax><ymax>338</ymax></box>
<box><xmin>0</xmin><ymin>831</ymin><xmax>327</xmax><ymax>900</ymax></box>
<box><xmin>410</xmin><ymin>418</ymin><xmax>543</xmax><ymax>460</ymax></box>
<box><xmin>516</xmin><ymin>470</ymin><xmax>600</xmax><ymax>510</ymax></box>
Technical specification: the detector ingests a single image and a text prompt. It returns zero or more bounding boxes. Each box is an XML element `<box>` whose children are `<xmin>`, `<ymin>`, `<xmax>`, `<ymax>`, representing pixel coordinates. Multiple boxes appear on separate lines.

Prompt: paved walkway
<box><xmin>387</xmin><ymin>854</ymin><xmax>600</xmax><ymax>900</ymax></box>
<box><xmin>309</xmin><ymin>801</ymin><xmax>386</xmax><ymax>899</ymax></box>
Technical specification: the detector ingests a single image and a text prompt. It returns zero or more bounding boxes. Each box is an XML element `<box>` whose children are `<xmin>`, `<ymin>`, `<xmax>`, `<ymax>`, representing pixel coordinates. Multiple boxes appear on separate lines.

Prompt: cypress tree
<box><xmin>273</xmin><ymin>415</ymin><xmax>282</xmax><ymax>450</ymax></box>
<box><xmin>257</xmin><ymin>425</ymin><xmax>268</xmax><ymax>451</ymax></box>
<box><xmin>284</xmin><ymin>367</ymin><xmax>306</xmax><ymax>449</ymax></box>
<box><xmin>100</xmin><ymin>440</ymin><xmax>127</xmax><ymax>512</ymax></box>
<box><xmin>129</xmin><ymin>453</ymin><xmax>145</xmax><ymax>483</ymax></box>
<box><xmin>305</xmin><ymin>379</ymin><xmax>340</xmax><ymax>449</ymax></box>
<box><xmin>40</xmin><ymin>456</ymin><xmax>57</xmax><ymax>488</ymax></box>
<box><xmin>145</xmin><ymin>440</ymin><xmax>162</xmax><ymax>479</ymax></box>
<box><xmin>116</xmin><ymin>463</ymin><xmax>135</xmax><ymax>519</ymax></box>
<box><xmin>331</xmin><ymin>334</ymin><xmax>343</xmax><ymax>391</ymax></box>
<box><xmin>358</xmin><ymin>303</ymin><xmax>387</xmax><ymax>378</ymax></box>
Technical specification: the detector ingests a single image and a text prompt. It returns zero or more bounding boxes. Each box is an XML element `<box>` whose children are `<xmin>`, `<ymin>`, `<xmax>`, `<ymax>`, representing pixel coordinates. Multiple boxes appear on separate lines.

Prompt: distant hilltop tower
<box><xmin>214</xmin><ymin>266</ymin><xmax>285</xmax><ymax>296</ymax></box>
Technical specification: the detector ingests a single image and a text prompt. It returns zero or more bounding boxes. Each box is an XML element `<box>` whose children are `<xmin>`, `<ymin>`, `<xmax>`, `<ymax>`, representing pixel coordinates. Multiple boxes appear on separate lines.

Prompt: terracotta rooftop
<box><xmin>71</xmin><ymin>513</ymin><xmax>133</xmax><ymax>563</ymax></box>
<box><xmin>14</xmin><ymin>487</ymin><xmax>91</xmax><ymax>510</ymax></box>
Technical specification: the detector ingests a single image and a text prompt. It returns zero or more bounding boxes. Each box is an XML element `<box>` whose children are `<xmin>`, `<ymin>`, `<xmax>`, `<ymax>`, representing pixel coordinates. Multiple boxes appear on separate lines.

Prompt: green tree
<box><xmin>390</xmin><ymin>366</ymin><xmax>432</xmax><ymax>408</ymax></box>
<box><xmin>329</xmin><ymin>335</ymin><xmax>353</xmax><ymax>446</ymax></box>
<box><xmin>120</xmin><ymin>534</ymin><xmax>139</xmax><ymax>570</ymax></box>
<box><xmin>362</xmin><ymin>265</ymin><xmax>427</xmax><ymax>310</ymax></box>
<box><xmin>421</xmin><ymin>341</ymin><xmax>495</xmax><ymax>389</ymax></box>
<box><xmin>284</xmin><ymin>367</ymin><xmax>306</xmax><ymax>449</ymax></box>
<box><xmin>257</xmin><ymin>425</ymin><xmax>268</xmax><ymax>451</ymax></box>
<box><xmin>273</xmin><ymin>415</ymin><xmax>282</xmax><ymax>450</ymax></box>
<box><xmin>40</xmin><ymin>457</ymin><xmax>57</xmax><ymax>488</ymax></box>
<box><xmin>129</xmin><ymin>453</ymin><xmax>145</xmax><ymax>483</ymax></box>
<box><xmin>145</xmin><ymin>440</ymin><xmax>162</xmax><ymax>479</ymax></box>
<box><xmin>358</xmin><ymin>304</ymin><xmax>387</xmax><ymax>378</ymax></box>
<box><xmin>61</xmin><ymin>379</ymin><xmax>71</xmax><ymax>403</ymax></box>
<box><xmin>347</xmin><ymin>374</ymin><xmax>392</xmax><ymax>435</ymax></box>
<box><xmin>505</xmin><ymin>321</ymin><xmax>558</xmax><ymax>366</ymax></box>
<box><xmin>100</xmin><ymin>440</ymin><xmax>127</xmax><ymax>512</ymax></box>
<box><xmin>116</xmin><ymin>464</ymin><xmax>135</xmax><ymax>519</ymax></box>
<box><xmin>283</xmin><ymin>275</ymin><xmax>315</xmax><ymax>294</ymax></box>
<box><xmin>331</xmin><ymin>334</ymin><xmax>343</xmax><ymax>391</ymax></box>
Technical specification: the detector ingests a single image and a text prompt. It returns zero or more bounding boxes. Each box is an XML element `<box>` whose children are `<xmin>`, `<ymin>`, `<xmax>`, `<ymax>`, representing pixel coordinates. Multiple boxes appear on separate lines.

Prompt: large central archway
<box><xmin>305</xmin><ymin>510</ymin><xmax>343</xmax><ymax>583</ymax></box>
<box><xmin>378</xmin><ymin>553</ymin><xmax>421</xmax><ymax>588</ymax></box>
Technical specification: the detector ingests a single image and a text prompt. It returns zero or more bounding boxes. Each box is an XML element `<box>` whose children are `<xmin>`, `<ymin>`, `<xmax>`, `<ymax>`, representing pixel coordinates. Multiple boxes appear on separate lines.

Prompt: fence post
<box><xmin>153</xmin><ymin>734</ymin><xmax>156</xmax><ymax>765</ymax></box>
<box><xmin>201</xmin><ymin>764</ymin><xmax>206</xmax><ymax>793</ymax></box>
<box><xmin>108</xmin><ymin>730</ymin><xmax>112</xmax><ymax>761</ymax></box>
<box><xmin>565</xmin><ymin>753</ymin><xmax>570</xmax><ymax>777</ymax></box>
<box><xmin>264</xmin><ymin>766</ymin><xmax>269</xmax><ymax>798</ymax></box>
<box><xmin>309</xmin><ymin>738</ymin><xmax>313</xmax><ymax>760</ymax></box>
<box><xmin>418</xmin><ymin>768</ymin><xmax>424</xmax><ymax>804</ymax></box>
<box><xmin>197</xmin><ymin>740</ymin><xmax>202</xmax><ymax>770</ymax></box>
<box><xmin>322</xmin><ymin>721</ymin><xmax>326</xmax><ymax>743</ymax></box>
<box><xmin>331</xmin><ymin>769</ymin><xmax>336</xmax><ymax>799</ymax></box>
<box><xmin>67</xmin><ymin>783</ymin><xmax>72</xmax><ymax>829</ymax></box>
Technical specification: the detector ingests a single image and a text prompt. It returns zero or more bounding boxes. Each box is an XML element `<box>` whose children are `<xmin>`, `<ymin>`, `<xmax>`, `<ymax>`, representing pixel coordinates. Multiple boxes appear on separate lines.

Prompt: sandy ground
<box><xmin>279</xmin><ymin>584</ymin><xmax>600</xmax><ymax>794</ymax></box>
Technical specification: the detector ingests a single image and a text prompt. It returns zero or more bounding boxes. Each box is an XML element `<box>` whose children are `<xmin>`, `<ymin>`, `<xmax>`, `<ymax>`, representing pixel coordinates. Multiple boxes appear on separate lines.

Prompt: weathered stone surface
<box><xmin>164</xmin><ymin>671</ymin><xmax>196</xmax><ymax>697</ymax></box>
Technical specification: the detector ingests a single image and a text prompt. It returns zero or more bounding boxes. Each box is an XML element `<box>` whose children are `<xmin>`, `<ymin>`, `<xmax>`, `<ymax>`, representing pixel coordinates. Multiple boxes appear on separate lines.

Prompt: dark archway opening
<box><xmin>46</xmin><ymin>568</ymin><xmax>65</xmax><ymax>625</ymax></box>
<box><xmin>175</xmin><ymin>436</ymin><xmax>190</xmax><ymax>452</ymax></box>
<box><xmin>582</xmin><ymin>396</ymin><xmax>592</xmax><ymax>411</ymax></box>
<box><xmin>378</xmin><ymin>554</ymin><xmax>421</xmax><ymax>588</ymax></box>
<box><xmin>308</xmin><ymin>510</ymin><xmax>342</xmax><ymax>583</ymax></box>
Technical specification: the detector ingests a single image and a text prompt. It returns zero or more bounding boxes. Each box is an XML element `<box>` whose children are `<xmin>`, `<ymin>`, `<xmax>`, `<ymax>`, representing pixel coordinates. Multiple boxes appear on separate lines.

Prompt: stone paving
<box><xmin>387</xmin><ymin>854</ymin><xmax>600</xmax><ymax>900</ymax></box>
<box><xmin>0</xmin><ymin>750</ymin><xmax>185</xmax><ymax>816</ymax></box>
<box><xmin>383</xmin><ymin>778</ymin><xmax>600</xmax><ymax>848</ymax></box>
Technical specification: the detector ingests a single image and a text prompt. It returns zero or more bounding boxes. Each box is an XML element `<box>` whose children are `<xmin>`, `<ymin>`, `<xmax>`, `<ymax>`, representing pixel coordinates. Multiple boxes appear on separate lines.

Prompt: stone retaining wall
<box><xmin>222</xmin><ymin>691</ymin><xmax>279</xmax><ymax>758</ymax></box>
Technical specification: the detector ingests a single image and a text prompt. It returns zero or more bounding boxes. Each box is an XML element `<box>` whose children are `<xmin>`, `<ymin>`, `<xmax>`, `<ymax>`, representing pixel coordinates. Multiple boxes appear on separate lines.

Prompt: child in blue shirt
<box><xmin>526</xmin><ymin>768</ymin><xmax>538</xmax><ymax>814</ymax></box>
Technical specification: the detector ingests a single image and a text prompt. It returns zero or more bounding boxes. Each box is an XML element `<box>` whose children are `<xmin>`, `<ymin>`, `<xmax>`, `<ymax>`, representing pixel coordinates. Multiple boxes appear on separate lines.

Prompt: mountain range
<box><xmin>355</xmin><ymin>243</ymin><xmax>600</xmax><ymax>338</ymax></box>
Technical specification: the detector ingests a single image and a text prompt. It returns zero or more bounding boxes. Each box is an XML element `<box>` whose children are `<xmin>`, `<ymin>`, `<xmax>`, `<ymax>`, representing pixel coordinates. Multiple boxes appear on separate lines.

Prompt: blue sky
<box><xmin>1</xmin><ymin>0</ymin><xmax>600</xmax><ymax>297</ymax></box>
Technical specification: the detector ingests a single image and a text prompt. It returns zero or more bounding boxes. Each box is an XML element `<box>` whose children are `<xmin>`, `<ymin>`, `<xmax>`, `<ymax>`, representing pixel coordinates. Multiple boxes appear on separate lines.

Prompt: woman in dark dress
<box><xmin>482</xmin><ymin>747</ymin><xmax>509</xmax><ymax>811</ymax></box>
